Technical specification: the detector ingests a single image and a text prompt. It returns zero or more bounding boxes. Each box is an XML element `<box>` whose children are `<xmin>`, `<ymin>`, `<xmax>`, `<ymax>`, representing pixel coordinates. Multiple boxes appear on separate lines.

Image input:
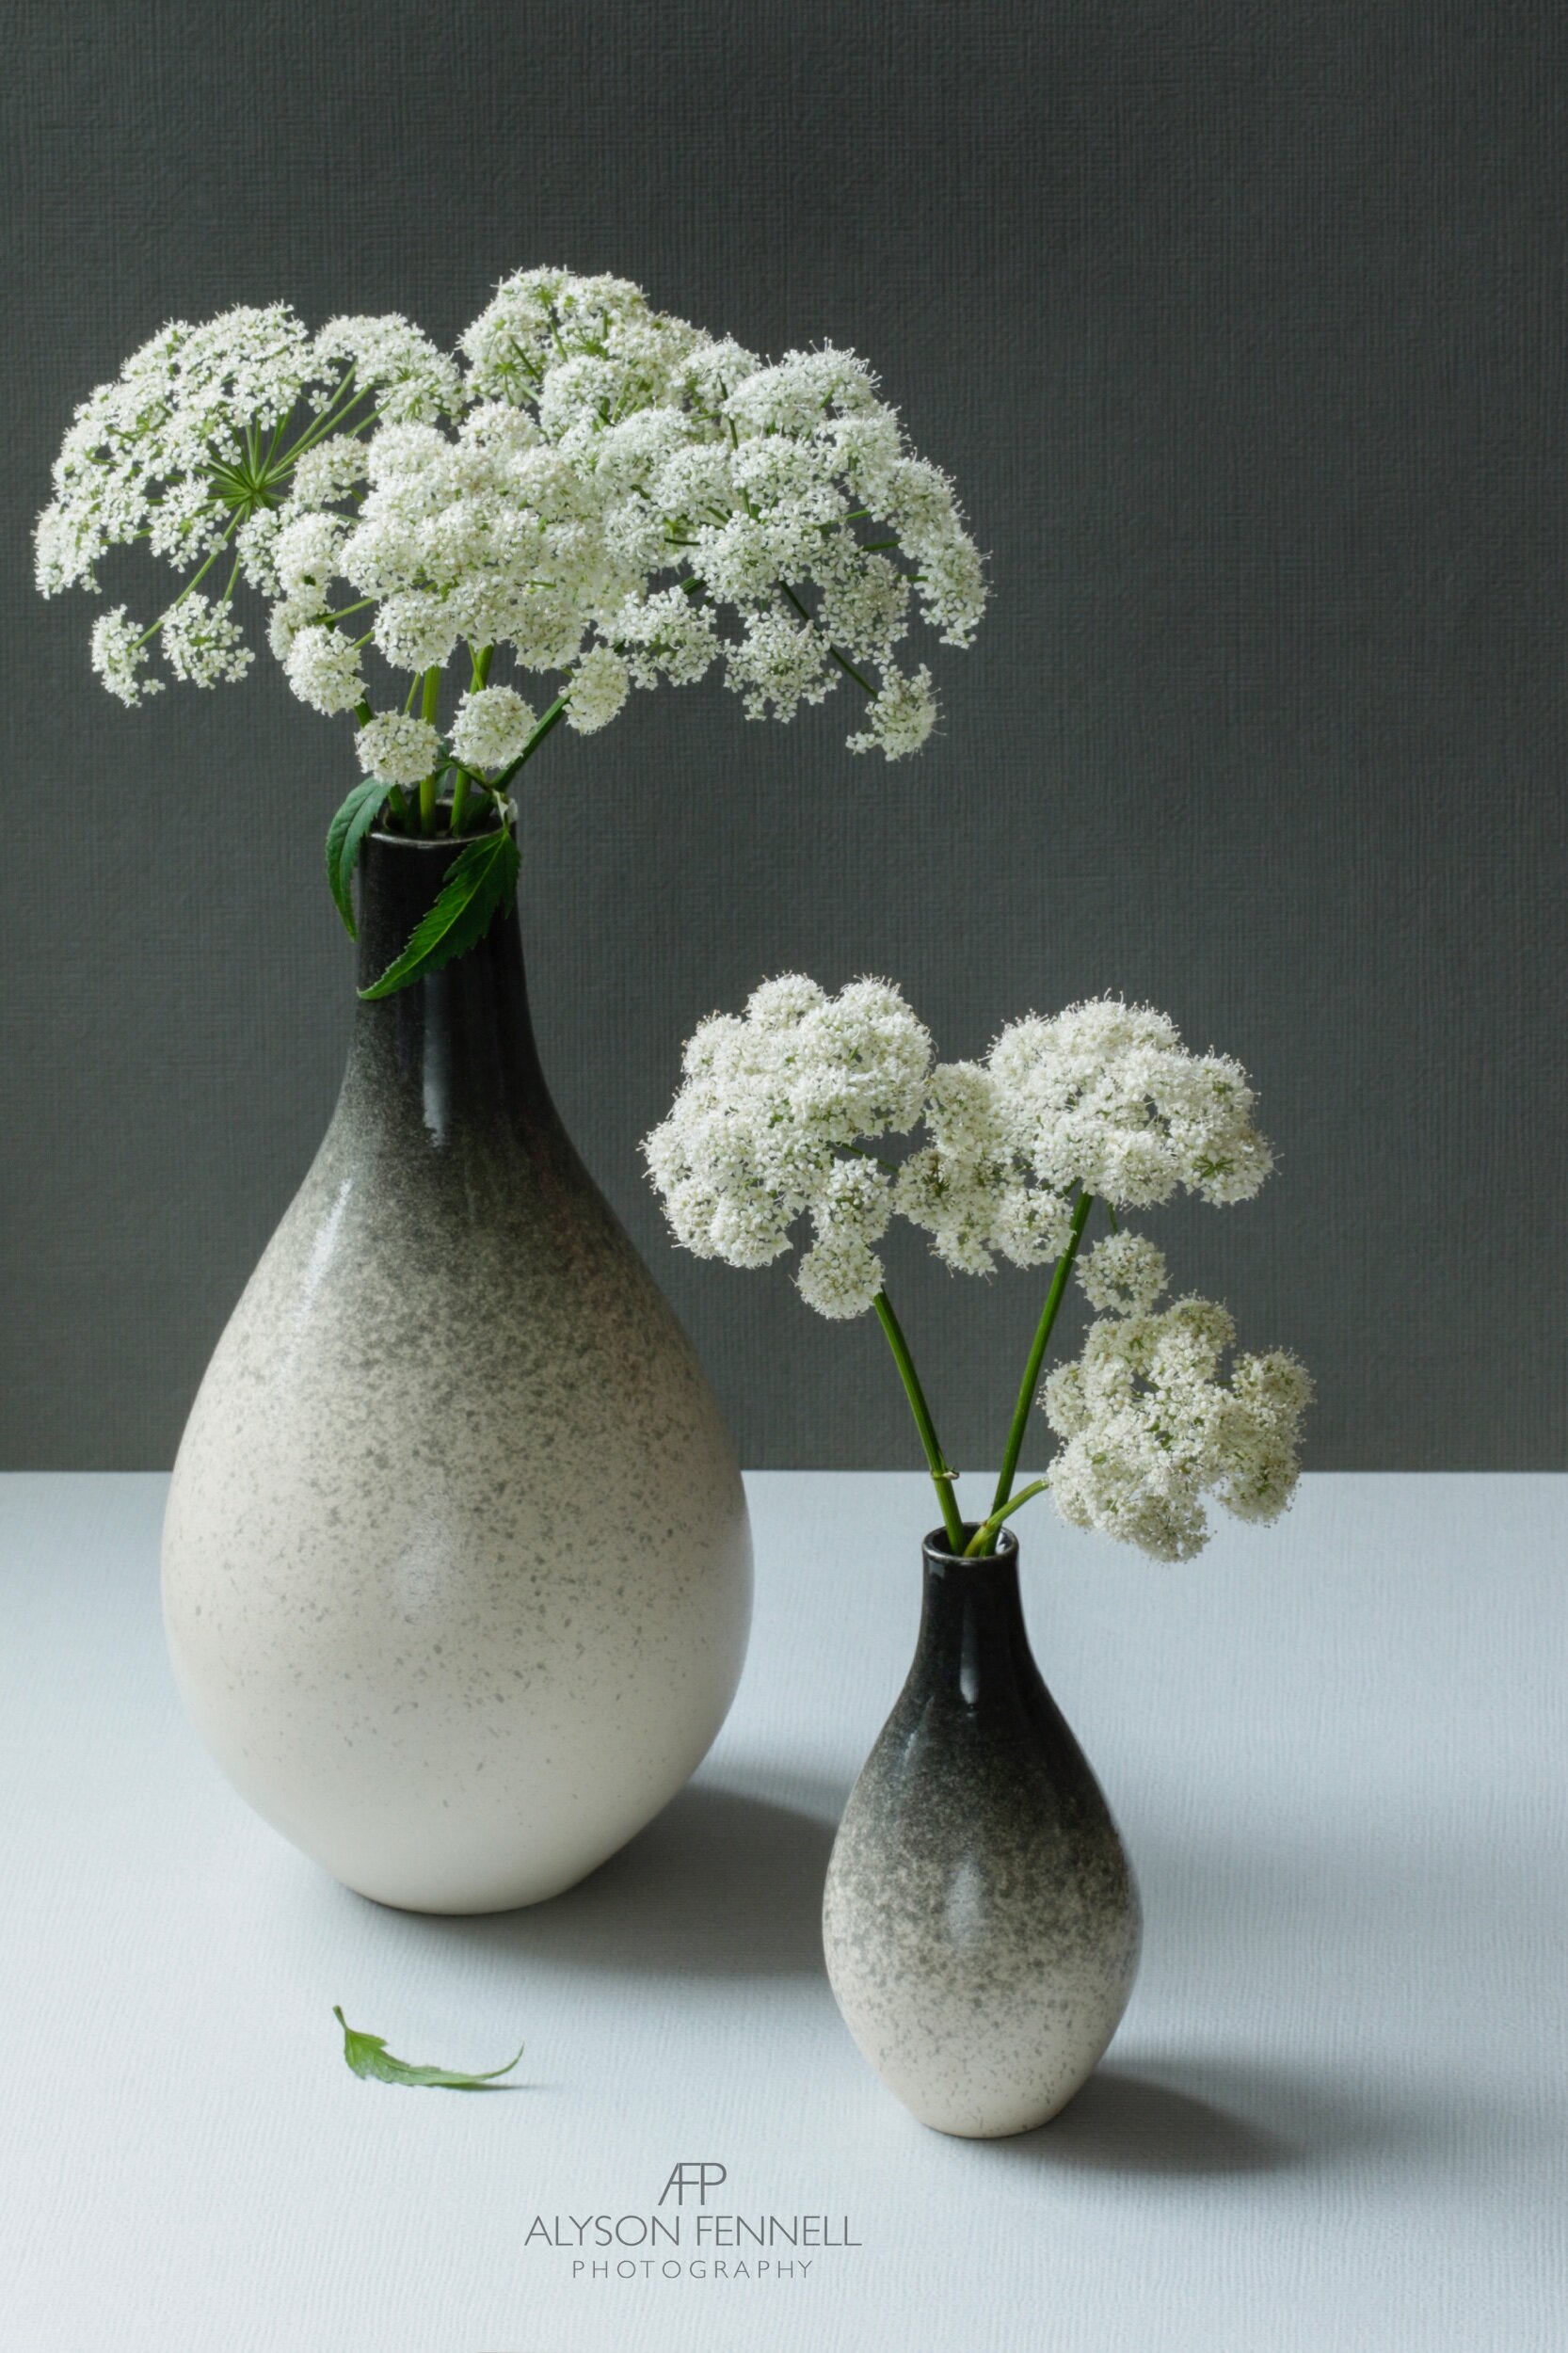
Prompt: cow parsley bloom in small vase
<box><xmin>645</xmin><ymin>981</ymin><xmax>1310</xmax><ymax>2135</ymax></box>
<box><xmin>36</xmin><ymin>274</ymin><xmax>986</xmax><ymax>1914</ymax></box>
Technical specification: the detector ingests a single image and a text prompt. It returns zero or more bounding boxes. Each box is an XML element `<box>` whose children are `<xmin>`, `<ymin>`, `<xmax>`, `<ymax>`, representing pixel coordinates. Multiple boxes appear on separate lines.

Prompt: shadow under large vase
<box><xmin>162</xmin><ymin>829</ymin><xmax>753</xmax><ymax>1913</ymax></box>
<box><xmin>823</xmin><ymin>1526</ymin><xmax>1140</xmax><ymax>2137</ymax></box>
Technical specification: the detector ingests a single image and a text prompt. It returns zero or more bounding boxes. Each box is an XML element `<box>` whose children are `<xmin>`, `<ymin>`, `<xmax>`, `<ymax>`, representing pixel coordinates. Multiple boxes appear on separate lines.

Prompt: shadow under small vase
<box><xmin>822</xmin><ymin>1525</ymin><xmax>1141</xmax><ymax>2137</ymax></box>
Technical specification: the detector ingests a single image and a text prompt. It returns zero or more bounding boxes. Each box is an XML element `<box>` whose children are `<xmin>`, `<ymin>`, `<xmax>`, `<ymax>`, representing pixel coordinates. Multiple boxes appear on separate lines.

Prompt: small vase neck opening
<box><xmin>914</xmin><ymin>1525</ymin><xmax>1034</xmax><ymax>1704</ymax></box>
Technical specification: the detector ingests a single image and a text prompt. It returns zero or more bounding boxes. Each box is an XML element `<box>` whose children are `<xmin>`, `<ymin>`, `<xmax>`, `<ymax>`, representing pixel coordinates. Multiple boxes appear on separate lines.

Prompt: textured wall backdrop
<box><xmin>3</xmin><ymin>0</ymin><xmax>1564</xmax><ymax>1470</ymax></box>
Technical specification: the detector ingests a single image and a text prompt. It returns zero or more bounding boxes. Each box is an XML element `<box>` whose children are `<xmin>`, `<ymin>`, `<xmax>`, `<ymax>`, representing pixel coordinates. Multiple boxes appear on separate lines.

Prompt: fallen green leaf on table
<box><xmin>332</xmin><ymin>2006</ymin><xmax>524</xmax><ymax>2089</ymax></box>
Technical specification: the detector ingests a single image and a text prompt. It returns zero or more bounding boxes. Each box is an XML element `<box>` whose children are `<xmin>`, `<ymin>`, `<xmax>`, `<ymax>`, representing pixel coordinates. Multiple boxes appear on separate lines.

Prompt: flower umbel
<box><xmin>38</xmin><ymin>271</ymin><xmax>988</xmax><ymax>992</ymax></box>
<box><xmin>646</xmin><ymin>982</ymin><xmax>1308</xmax><ymax>1562</ymax></box>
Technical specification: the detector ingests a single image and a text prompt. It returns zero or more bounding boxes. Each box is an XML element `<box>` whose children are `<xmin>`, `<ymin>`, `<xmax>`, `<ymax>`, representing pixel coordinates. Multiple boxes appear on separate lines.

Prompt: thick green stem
<box><xmin>449</xmin><ymin>770</ymin><xmax>471</xmax><ymax>833</ymax></box>
<box><xmin>981</xmin><ymin>1191</ymin><xmax>1096</xmax><ymax>1551</ymax></box>
<box><xmin>418</xmin><ymin>668</ymin><xmax>442</xmax><ymax>834</ymax></box>
<box><xmin>872</xmin><ymin>1289</ymin><xmax>966</xmax><ymax>1554</ymax></box>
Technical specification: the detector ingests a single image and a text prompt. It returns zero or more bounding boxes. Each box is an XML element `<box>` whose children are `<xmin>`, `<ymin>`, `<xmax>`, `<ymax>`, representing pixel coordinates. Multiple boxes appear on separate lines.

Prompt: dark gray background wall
<box><xmin>3</xmin><ymin>0</ymin><xmax>1564</xmax><ymax>1470</ymax></box>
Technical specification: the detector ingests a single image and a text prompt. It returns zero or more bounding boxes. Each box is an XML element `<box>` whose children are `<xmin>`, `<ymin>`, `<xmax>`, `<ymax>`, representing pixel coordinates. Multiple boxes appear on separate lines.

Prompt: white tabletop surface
<box><xmin>2</xmin><ymin>1470</ymin><xmax>1564</xmax><ymax>2353</ymax></box>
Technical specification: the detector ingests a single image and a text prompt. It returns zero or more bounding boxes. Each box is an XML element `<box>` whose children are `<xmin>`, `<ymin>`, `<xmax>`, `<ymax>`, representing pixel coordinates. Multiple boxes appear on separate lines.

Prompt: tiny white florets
<box><xmin>988</xmin><ymin>998</ymin><xmax>1273</xmax><ymax>1209</ymax></box>
<box><xmin>40</xmin><ymin>271</ymin><xmax>986</xmax><ymax>778</ymax></box>
<box><xmin>353</xmin><ymin>712</ymin><xmax>440</xmax><ymax>786</ymax></box>
<box><xmin>283</xmin><ymin>624</ymin><xmax>365</xmax><ymax>717</ymax></box>
<box><xmin>641</xmin><ymin>974</ymin><xmax>934</xmax><ymax>1315</ymax></box>
<box><xmin>847</xmin><ymin>664</ymin><xmax>938</xmax><ymax>760</ymax></box>
<box><xmin>89</xmin><ymin>606</ymin><xmax>162</xmax><ymax>706</ymax></box>
<box><xmin>1043</xmin><ymin>1301</ymin><xmax>1313</xmax><ymax>1561</ymax></box>
<box><xmin>159</xmin><ymin>594</ymin><xmax>252</xmax><ymax>688</ymax></box>
<box><xmin>449</xmin><ymin>683</ymin><xmax>536</xmax><ymax>771</ymax></box>
<box><xmin>565</xmin><ymin>645</ymin><xmax>630</xmax><ymax>733</ymax></box>
<box><xmin>646</xmin><ymin>976</ymin><xmax>1308</xmax><ymax>1562</ymax></box>
<box><xmin>1078</xmin><ymin>1230</ymin><xmax>1168</xmax><ymax>1316</ymax></box>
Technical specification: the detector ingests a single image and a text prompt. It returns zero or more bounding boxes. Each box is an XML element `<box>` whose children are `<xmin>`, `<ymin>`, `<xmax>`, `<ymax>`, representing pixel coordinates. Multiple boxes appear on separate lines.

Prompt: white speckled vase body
<box><xmin>162</xmin><ymin>830</ymin><xmax>752</xmax><ymax>1914</ymax></box>
<box><xmin>823</xmin><ymin>1528</ymin><xmax>1139</xmax><ymax>2137</ymax></box>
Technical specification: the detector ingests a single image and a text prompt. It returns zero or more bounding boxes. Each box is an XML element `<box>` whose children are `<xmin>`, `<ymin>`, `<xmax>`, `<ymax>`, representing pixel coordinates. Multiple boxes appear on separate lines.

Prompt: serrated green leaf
<box><xmin>325</xmin><ymin>777</ymin><xmax>392</xmax><ymax>939</ymax></box>
<box><xmin>358</xmin><ymin>824</ymin><xmax>520</xmax><ymax>1000</ymax></box>
<box><xmin>332</xmin><ymin>2005</ymin><xmax>524</xmax><ymax>2089</ymax></box>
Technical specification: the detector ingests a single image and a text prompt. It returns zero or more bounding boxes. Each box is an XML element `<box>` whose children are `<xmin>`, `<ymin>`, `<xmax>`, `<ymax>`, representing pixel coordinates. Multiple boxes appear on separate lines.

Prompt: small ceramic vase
<box><xmin>823</xmin><ymin>1524</ymin><xmax>1140</xmax><ymax>2136</ymax></box>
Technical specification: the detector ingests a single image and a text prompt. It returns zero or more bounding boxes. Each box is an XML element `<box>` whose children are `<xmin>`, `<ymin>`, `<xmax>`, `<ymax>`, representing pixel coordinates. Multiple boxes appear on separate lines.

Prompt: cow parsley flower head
<box><xmin>283</xmin><ymin>624</ymin><xmax>365</xmax><ymax>717</ymax></box>
<box><xmin>1043</xmin><ymin>1301</ymin><xmax>1313</xmax><ymax>1561</ymax></box>
<box><xmin>647</xmin><ymin>973</ymin><xmax>1307</xmax><ymax>1566</ymax></box>
<box><xmin>894</xmin><ymin>1056</ymin><xmax>1076</xmax><ymax>1277</ymax></box>
<box><xmin>89</xmin><ymin>607</ymin><xmax>162</xmax><ymax>706</ymax></box>
<box><xmin>565</xmin><ymin>646</ymin><xmax>630</xmax><ymax>734</ymax></box>
<box><xmin>987</xmin><ymin>998</ymin><xmax>1273</xmax><ymax>1209</ymax></box>
<box><xmin>35</xmin><ymin>307</ymin><xmax>329</xmax><ymax>607</ymax></box>
<box><xmin>312</xmin><ymin>313</ymin><xmax>462</xmax><ymax>424</ymax></box>
<box><xmin>449</xmin><ymin>684</ymin><xmax>536</xmax><ymax>772</ymax></box>
<box><xmin>160</xmin><ymin>593</ymin><xmax>252</xmax><ymax>688</ymax></box>
<box><xmin>41</xmin><ymin>272</ymin><xmax>987</xmax><ymax>801</ymax></box>
<box><xmin>1078</xmin><ymin>1230</ymin><xmax>1168</xmax><ymax>1316</ymax></box>
<box><xmin>353</xmin><ymin>712</ymin><xmax>440</xmax><ymax>787</ymax></box>
<box><xmin>642</xmin><ymin>975</ymin><xmax>933</xmax><ymax>1315</ymax></box>
<box><xmin>847</xmin><ymin>665</ymin><xmax>937</xmax><ymax>760</ymax></box>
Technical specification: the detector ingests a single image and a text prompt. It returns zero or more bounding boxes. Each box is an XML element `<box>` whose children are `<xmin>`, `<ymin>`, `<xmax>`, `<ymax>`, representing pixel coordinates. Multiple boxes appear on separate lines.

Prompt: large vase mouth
<box><xmin>921</xmin><ymin>1524</ymin><xmax>1020</xmax><ymax>1568</ymax></box>
<box><xmin>366</xmin><ymin>821</ymin><xmax>504</xmax><ymax>851</ymax></box>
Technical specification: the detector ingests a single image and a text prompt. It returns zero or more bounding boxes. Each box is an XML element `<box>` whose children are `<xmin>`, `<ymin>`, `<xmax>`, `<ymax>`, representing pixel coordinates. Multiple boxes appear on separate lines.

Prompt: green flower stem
<box><xmin>449</xmin><ymin>769</ymin><xmax>470</xmax><ymax>834</ymax></box>
<box><xmin>872</xmin><ymin>1289</ymin><xmax>966</xmax><ymax>1554</ymax></box>
<box><xmin>962</xmin><ymin>1479</ymin><xmax>1048</xmax><ymax>1559</ymax></box>
<box><xmin>275</xmin><ymin>371</ymin><xmax>371</xmax><ymax>470</ymax></box>
<box><xmin>472</xmin><ymin>643</ymin><xmax>493</xmax><ymax>689</ymax></box>
<box><xmin>132</xmin><ymin>515</ymin><xmax>240</xmax><ymax>649</ymax></box>
<box><xmin>980</xmin><ymin>1190</ymin><xmax>1095</xmax><ymax>1553</ymax></box>
<box><xmin>418</xmin><ymin>668</ymin><xmax>442</xmax><ymax>834</ymax></box>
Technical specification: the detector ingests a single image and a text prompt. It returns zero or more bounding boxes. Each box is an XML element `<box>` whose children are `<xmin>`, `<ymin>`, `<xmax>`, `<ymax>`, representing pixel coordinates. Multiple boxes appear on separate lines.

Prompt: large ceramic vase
<box><xmin>162</xmin><ymin>827</ymin><xmax>752</xmax><ymax>1913</ymax></box>
<box><xmin>823</xmin><ymin>1526</ymin><xmax>1139</xmax><ymax>2137</ymax></box>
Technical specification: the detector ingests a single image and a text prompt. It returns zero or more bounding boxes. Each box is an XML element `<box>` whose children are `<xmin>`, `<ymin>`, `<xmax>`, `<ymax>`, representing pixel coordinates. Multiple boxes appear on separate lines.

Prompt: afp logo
<box><xmin>658</xmin><ymin>2162</ymin><xmax>727</xmax><ymax>2207</ymax></box>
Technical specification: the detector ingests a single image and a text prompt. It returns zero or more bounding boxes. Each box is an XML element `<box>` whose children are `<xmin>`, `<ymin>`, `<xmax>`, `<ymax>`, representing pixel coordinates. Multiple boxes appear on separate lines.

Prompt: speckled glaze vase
<box><xmin>823</xmin><ymin>1526</ymin><xmax>1140</xmax><ymax>2137</ymax></box>
<box><xmin>162</xmin><ymin>829</ymin><xmax>752</xmax><ymax>1914</ymax></box>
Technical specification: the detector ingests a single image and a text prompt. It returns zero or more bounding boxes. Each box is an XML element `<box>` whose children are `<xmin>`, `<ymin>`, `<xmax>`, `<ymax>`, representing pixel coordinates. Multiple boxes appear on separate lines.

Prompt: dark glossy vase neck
<box><xmin>914</xmin><ymin>1526</ymin><xmax>1039</xmax><ymax>1705</ymax></box>
<box><xmin>344</xmin><ymin>829</ymin><xmax>554</xmax><ymax>1147</ymax></box>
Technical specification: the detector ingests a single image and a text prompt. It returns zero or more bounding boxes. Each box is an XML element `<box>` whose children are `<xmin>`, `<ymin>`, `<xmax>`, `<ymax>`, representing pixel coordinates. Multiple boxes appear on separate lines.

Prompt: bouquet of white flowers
<box><xmin>36</xmin><ymin>271</ymin><xmax>986</xmax><ymax>994</ymax></box>
<box><xmin>644</xmin><ymin>982</ymin><xmax>1311</xmax><ymax>1561</ymax></box>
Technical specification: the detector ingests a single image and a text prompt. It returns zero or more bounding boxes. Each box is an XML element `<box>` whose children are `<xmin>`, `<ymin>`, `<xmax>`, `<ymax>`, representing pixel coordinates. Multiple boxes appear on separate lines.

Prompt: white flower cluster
<box><xmin>39</xmin><ymin>273</ymin><xmax>985</xmax><ymax>772</ymax></box>
<box><xmin>36</xmin><ymin>304</ymin><xmax>456</xmax><ymax>707</ymax></box>
<box><xmin>892</xmin><ymin>999</ymin><xmax>1272</xmax><ymax>1276</ymax></box>
<box><xmin>1077</xmin><ymin>1230</ymin><xmax>1168</xmax><ymax>1315</ymax></box>
<box><xmin>642</xmin><ymin>976</ymin><xmax>934</xmax><ymax>1319</ymax></box>
<box><xmin>1044</xmin><ymin>1292</ymin><xmax>1312</xmax><ymax>1562</ymax></box>
<box><xmin>646</xmin><ymin>978</ymin><xmax>1307</xmax><ymax>1561</ymax></box>
<box><xmin>987</xmin><ymin>999</ymin><xmax>1274</xmax><ymax>1207</ymax></box>
<box><xmin>648</xmin><ymin>984</ymin><xmax>1275</xmax><ymax>1311</ymax></box>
